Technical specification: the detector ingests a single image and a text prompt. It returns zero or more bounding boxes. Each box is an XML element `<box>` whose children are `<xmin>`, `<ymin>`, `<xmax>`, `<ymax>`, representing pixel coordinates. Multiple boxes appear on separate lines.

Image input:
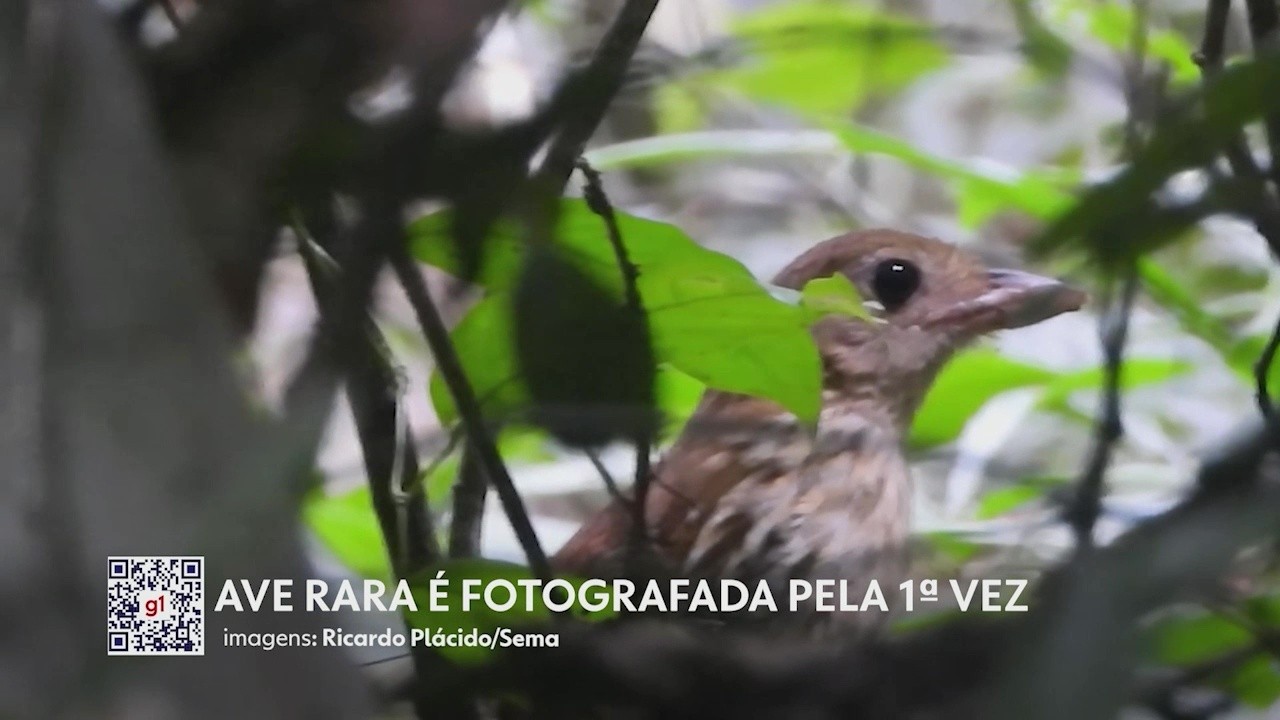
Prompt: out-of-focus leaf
<box><xmin>828</xmin><ymin>123</ymin><xmax>1076</xmax><ymax>228</ymax></box>
<box><xmin>513</xmin><ymin>245</ymin><xmax>657</xmax><ymax>447</ymax></box>
<box><xmin>1229</xmin><ymin>656</ymin><xmax>1280</xmax><ymax>707</ymax></box>
<box><xmin>1140</xmin><ymin>260</ymin><xmax>1235</xmax><ymax>353</ymax></box>
<box><xmin>1030</xmin><ymin>50</ymin><xmax>1280</xmax><ymax>263</ymax></box>
<box><xmin>411</xmin><ymin>201</ymin><xmax>822</xmax><ymax>425</ymax></box>
<box><xmin>424</xmin><ymin>455</ymin><xmax>460</xmax><ymax>507</ymax></box>
<box><xmin>1038</xmin><ymin>358</ymin><xmax>1193</xmax><ymax>411</ymax></box>
<box><xmin>304</xmin><ymin>487</ymin><xmax>391</xmax><ymax>580</ymax></box>
<box><xmin>1139</xmin><ymin>261</ymin><xmax>1280</xmax><ymax>393</ymax></box>
<box><xmin>976</xmin><ymin>484</ymin><xmax>1048</xmax><ymax>519</ymax></box>
<box><xmin>709</xmin><ymin>1</ymin><xmax>945</xmax><ymax>114</ymax></box>
<box><xmin>1149</xmin><ymin>612</ymin><xmax>1252</xmax><ymax>666</ymax></box>
<box><xmin>1243</xmin><ymin>591</ymin><xmax>1280</xmax><ymax>628</ymax></box>
<box><xmin>911</xmin><ymin>350</ymin><xmax>1056</xmax><ymax>448</ymax></box>
<box><xmin>586</xmin><ymin>130</ymin><xmax>843</xmax><ymax>170</ymax></box>
<box><xmin>1010</xmin><ymin>0</ymin><xmax>1074</xmax><ymax>77</ymax></box>
<box><xmin>800</xmin><ymin>273</ymin><xmax>872</xmax><ymax>319</ymax></box>
<box><xmin>586</xmin><ymin>127</ymin><xmax>1076</xmax><ymax>231</ymax></box>
<box><xmin>654</xmin><ymin>83</ymin><xmax>707</xmax><ymax>135</ymax></box>
<box><xmin>1049</xmin><ymin>0</ymin><xmax>1198</xmax><ymax>84</ymax></box>
<box><xmin>919</xmin><ymin>531</ymin><xmax>984</xmax><ymax>563</ymax></box>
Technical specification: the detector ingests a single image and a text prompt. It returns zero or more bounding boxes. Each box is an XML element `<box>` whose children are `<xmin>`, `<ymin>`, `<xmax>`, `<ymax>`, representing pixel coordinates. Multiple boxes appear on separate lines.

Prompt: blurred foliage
<box><xmin>294</xmin><ymin>0</ymin><xmax>1280</xmax><ymax>700</ymax></box>
<box><xmin>409</xmin><ymin>199</ymin><xmax>824</xmax><ymax>426</ymax></box>
<box><xmin>656</xmin><ymin>2</ymin><xmax>944</xmax><ymax>130</ymax></box>
<box><xmin>713</xmin><ymin>1</ymin><xmax>946</xmax><ymax>114</ymax></box>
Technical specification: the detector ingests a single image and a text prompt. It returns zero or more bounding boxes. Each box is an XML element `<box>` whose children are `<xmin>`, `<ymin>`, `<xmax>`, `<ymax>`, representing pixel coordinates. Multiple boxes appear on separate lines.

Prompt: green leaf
<box><xmin>910</xmin><ymin>350</ymin><xmax>1056</xmax><ymax>448</ymax></box>
<box><xmin>1149</xmin><ymin>612</ymin><xmax>1252</xmax><ymax>666</ymax></box>
<box><xmin>976</xmin><ymin>484</ymin><xmax>1049</xmax><ymax>519</ymax></box>
<box><xmin>1229</xmin><ymin>655</ymin><xmax>1280</xmax><ymax>707</ymax></box>
<box><xmin>920</xmin><ymin>531</ymin><xmax>984</xmax><ymax>563</ymax></box>
<box><xmin>1050</xmin><ymin>0</ymin><xmax>1199</xmax><ymax>85</ymax></box>
<box><xmin>1038</xmin><ymin>358</ymin><xmax>1193</xmax><ymax>411</ymax></box>
<box><xmin>828</xmin><ymin>122</ymin><xmax>1076</xmax><ymax>228</ymax></box>
<box><xmin>799</xmin><ymin>272</ymin><xmax>872</xmax><ymax>319</ymax></box>
<box><xmin>411</xmin><ymin>200</ymin><xmax>823</xmax><ymax>425</ymax></box>
<box><xmin>585</xmin><ymin>130</ymin><xmax>841</xmax><ymax>171</ymax></box>
<box><xmin>424</xmin><ymin>455</ymin><xmax>460</xmax><ymax>508</ymax></box>
<box><xmin>710</xmin><ymin>2</ymin><xmax>946</xmax><ymax>114</ymax></box>
<box><xmin>303</xmin><ymin>487</ymin><xmax>391</xmax><ymax>580</ymax></box>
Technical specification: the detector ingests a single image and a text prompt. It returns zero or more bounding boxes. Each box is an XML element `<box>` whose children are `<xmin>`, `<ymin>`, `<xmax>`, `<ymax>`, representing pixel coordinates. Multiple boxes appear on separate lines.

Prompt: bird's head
<box><xmin>774</xmin><ymin>229</ymin><xmax>1087</xmax><ymax>426</ymax></box>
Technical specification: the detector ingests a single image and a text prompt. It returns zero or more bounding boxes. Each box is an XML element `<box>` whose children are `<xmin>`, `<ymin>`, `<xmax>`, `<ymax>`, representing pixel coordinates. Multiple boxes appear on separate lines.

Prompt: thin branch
<box><xmin>583</xmin><ymin>448</ymin><xmax>631</xmax><ymax>507</ymax></box>
<box><xmin>1065</xmin><ymin>0</ymin><xmax>1148</xmax><ymax>551</ymax></box>
<box><xmin>535</xmin><ymin>0</ymin><xmax>660</xmax><ymax>188</ymax></box>
<box><xmin>293</xmin><ymin>212</ymin><xmax>440</xmax><ymax>574</ymax></box>
<box><xmin>576</xmin><ymin>158</ymin><xmax>653</xmax><ymax>566</ymax></box>
<box><xmin>1255</xmin><ymin>314</ymin><xmax>1280</xmax><ymax>436</ymax></box>
<box><xmin>1195</xmin><ymin>0</ymin><xmax>1233</xmax><ymax>71</ymax></box>
<box><xmin>293</xmin><ymin>205</ymin><xmax>444</xmax><ymax>720</ymax></box>
<box><xmin>448</xmin><ymin>445</ymin><xmax>487</xmax><ymax>558</ymax></box>
<box><xmin>388</xmin><ymin>244</ymin><xmax>552</xmax><ymax>580</ymax></box>
<box><xmin>1067</xmin><ymin>272</ymin><xmax>1139</xmax><ymax>549</ymax></box>
<box><xmin>1201</xmin><ymin>0</ymin><xmax>1280</xmax><ymax>433</ymax></box>
<box><xmin>1244</xmin><ymin>0</ymin><xmax>1280</xmax><ymax>192</ymax></box>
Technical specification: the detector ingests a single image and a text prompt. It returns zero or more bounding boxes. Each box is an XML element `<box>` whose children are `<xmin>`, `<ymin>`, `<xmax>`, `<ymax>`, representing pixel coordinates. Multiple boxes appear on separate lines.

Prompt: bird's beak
<box><xmin>927</xmin><ymin>268</ymin><xmax>1086</xmax><ymax>334</ymax></box>
<box><xmin>979</xmin><ymin>268</ymin><xmax>1087</xmax><ymax>330</ymax></box>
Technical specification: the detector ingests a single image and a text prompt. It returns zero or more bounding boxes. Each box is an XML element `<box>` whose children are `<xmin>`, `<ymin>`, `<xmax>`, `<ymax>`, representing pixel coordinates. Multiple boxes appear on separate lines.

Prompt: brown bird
<box><xmin>553</xmin><ymin>229</ymin><xmax>1085</xmax><ymax>622</ymax></box>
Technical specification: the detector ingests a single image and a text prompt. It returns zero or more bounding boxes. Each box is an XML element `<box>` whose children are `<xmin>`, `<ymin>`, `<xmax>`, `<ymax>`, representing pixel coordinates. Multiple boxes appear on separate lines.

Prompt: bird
<box><xmin>552</xmin><ymin>229</ymin><xmax>1086</xmax><ymax>625</ymax></box>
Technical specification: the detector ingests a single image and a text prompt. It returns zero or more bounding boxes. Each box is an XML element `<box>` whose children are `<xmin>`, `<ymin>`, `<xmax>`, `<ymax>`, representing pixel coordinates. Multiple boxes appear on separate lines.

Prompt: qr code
<box><xmin>107</xmin><ymin>556</ymin><xmax>204</xmax><ymax>656</ymax></box>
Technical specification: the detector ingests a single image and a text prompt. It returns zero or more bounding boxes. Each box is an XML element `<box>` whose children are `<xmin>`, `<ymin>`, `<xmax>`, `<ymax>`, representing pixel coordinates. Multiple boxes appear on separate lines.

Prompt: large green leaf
<box><xmin>707</xmin><ymin>2</ymin><xmax>946</xmax><ymax>115</ymax></box>
<box><xmin>910</xmin><ymin>350</ymin><xmax>1056</xmax><ymax>448</ymax></box>
<box><xmin>409</xmin><ymin>200</ymin><xmax>823</xmax><ymax>425</ymax></box>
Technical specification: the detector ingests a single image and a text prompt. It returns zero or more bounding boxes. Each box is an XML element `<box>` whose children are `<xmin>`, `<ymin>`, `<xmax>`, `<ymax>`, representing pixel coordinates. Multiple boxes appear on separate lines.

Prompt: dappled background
<box><xmin>250</xmin><ymin>2</ymin><xmax>1279</xmax><ymax>712</ymax></box>
<box><xmin>5</xmin><ymin>0</ymin><xmax>1279</xmax><ymax>717</ymax></box>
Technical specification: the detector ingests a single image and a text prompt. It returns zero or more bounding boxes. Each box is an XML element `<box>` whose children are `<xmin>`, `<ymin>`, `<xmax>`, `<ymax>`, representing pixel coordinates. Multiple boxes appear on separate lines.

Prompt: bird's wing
<box><xmin>551</xmin><ymin>390</ymin><xmax>807</xmax><ymax>576</ymax></box>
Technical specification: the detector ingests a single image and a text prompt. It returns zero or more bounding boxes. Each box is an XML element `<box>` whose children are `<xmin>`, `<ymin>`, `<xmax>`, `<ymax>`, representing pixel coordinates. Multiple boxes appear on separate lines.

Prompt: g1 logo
<box><xmin>139</xmin><ymin>591</ymin><xmax>170</xmax><ymax>619</ymax></box>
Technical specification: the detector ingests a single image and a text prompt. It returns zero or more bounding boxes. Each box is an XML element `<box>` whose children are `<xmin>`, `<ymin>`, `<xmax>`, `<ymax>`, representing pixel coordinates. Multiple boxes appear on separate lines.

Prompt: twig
<box><xmin>535</xmin><ymin>0</ymin><xmax>660</xmax><ymax>187</ymax></box>
<box><xmin>293</xmin><ymin>212</ymin><xmax>440</xmax><ymax>574</ymax></box>
<box><xmin>1067</xmin><ymin>273</ymin><xmax>1139</xmax><ymax>549</ymax></box>
<box><xmin>1255</xmin><ymin>315</ymin><xmax>1280</xmax><ymax>436</ymax></box>
<box><xmin>1244</xmin><ymin>0</ymin><xmax>1280</xmax><ymax>192</ymax></box>
<box><xmin>293</xmin><ymin>204</ymin><xmax>444</xmax><ymax>720</ymax></box>
<box><xmin>1199</xmin><ymin>0</ymin><xmax>1280</xmax><ymax>435</ymax></box>
<box><xmin>448</xmin><ymin>445</ymin><xmax>487</xmax><ymax>558</ymax></box>
<box><xmin>388</xmin><ymin>244</ymin><xmax>552</xmax><ymax>580</ymax></box>
<box><xmin>576</xmin><ymin>159</ymin><xmax>653</xmax><ymax>566</ymax></box>
<box><xmin>1065</xmin><ymin>1</ymin><xmax>1148</xmax><ymax>551</ymax></box>
<box><xmin>584</xmin><ymin>448</ymin><xmax>631</xmax><ymax>507</ymax></box>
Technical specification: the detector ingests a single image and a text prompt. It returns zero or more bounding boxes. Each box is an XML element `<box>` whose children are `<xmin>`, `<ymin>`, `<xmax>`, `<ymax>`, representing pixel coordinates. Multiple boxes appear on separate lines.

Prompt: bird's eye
<box><xmin>871</xmin><ymin>258</ymin><xmax>921</xmax><ymax>311</ymax></box>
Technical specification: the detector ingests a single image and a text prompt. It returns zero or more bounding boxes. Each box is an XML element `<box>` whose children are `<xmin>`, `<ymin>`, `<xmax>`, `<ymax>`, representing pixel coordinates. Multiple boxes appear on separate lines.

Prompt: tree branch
<box><xmin>389</xmin><ymin>244</ymin><xmax>551</xmax><ymax>580</ymax></box>
<box><xmin>534</xmin><ymin>0</ymin><xmax>660</xmax><ymax>188</ymax></box>
<box><xmin>576</xmin><ymin>158</ymin><xmax>654</xmax><ymax>566</ymax></box>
